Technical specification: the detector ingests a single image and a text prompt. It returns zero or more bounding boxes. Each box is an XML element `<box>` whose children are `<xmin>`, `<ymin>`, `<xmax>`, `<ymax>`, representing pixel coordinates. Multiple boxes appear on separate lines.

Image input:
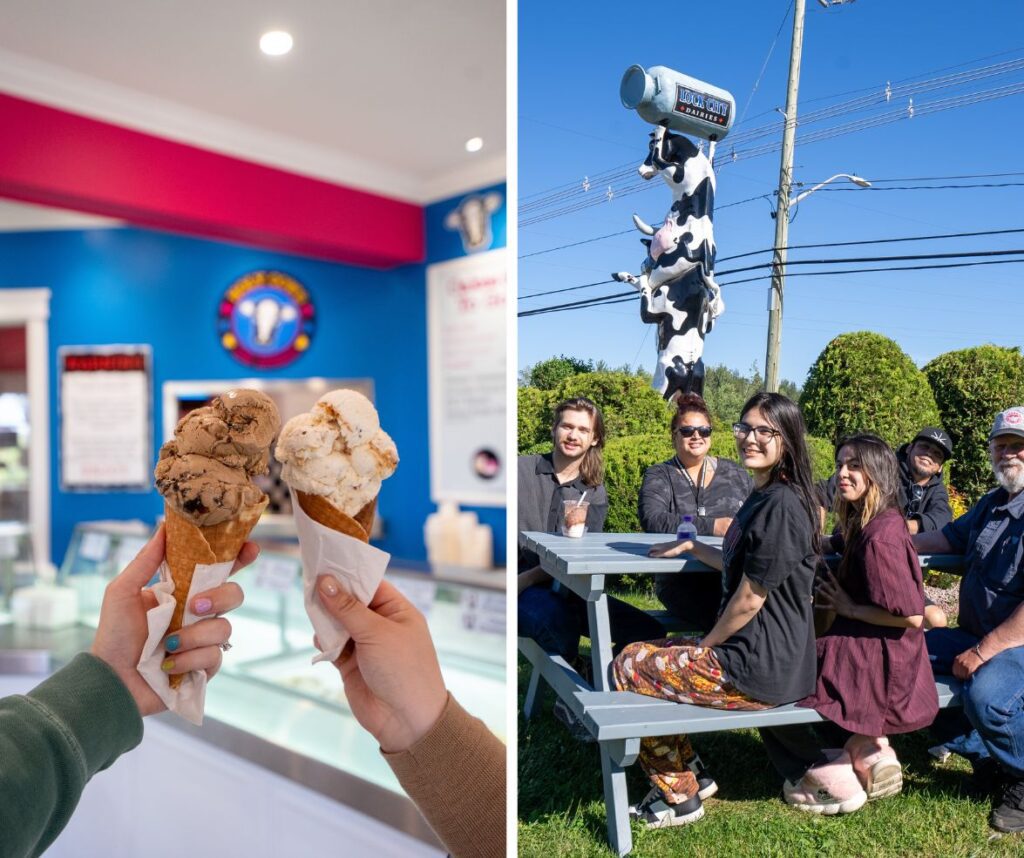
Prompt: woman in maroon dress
<box><xmin>788</xmin><ymin>433</ymin><xmax>939</xmax><ymax>813</ymax></box>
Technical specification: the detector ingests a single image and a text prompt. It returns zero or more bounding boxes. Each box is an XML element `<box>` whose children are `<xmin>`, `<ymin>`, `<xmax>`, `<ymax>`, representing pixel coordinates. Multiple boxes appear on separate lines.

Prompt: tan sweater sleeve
<box><xmin>382</xmin><ymin>694</ymin><xmax>506</xmax><ymax>857</ymax></box>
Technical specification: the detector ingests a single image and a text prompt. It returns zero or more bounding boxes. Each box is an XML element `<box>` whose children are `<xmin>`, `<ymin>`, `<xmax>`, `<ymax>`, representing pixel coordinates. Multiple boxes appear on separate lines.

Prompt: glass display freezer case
<box><xmin>55</xmin><ymin>521</ymin><xmax>506</xmax><ymax>835</ymax></box>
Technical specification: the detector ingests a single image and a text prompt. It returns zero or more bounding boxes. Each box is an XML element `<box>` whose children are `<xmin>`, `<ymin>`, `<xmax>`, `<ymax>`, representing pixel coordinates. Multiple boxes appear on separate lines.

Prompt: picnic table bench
<box><xmin>518</xmin><ymin>531</ymin><xmax>966</xmax><ymax>856</ymax></box>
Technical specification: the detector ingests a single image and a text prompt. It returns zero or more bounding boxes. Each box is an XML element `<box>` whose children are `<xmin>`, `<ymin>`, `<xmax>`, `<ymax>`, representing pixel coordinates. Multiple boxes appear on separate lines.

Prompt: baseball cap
<box><xmin>911</xmin><ymin>427</ymin><xmax>953</xmax><ymax>460</ymax></box>
<box><xmin>989</xmin><ymin>407</ymin><xmax>1024</xmax><ymax>441</ymax></box>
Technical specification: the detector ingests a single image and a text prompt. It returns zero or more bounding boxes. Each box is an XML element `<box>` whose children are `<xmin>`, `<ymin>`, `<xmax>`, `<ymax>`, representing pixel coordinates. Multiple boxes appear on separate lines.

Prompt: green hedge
<box><xmin>800</xmin><ymin>331</ymin><xmax>940</xmax><ymax>449</ymax></box>
<box><xmin>924</xmin><ymin>345</ymin><xmax>1024</xmax><ymax>504</ymax></box>
<box><xmin>517</xmin><ymin>371</ymin><xmax>674</xmax><ymax>453</ymax></box>
<box><xmin>602</xmin><ymin>430</ymin><xmax>835</xmax><ymax>534</ymax></box>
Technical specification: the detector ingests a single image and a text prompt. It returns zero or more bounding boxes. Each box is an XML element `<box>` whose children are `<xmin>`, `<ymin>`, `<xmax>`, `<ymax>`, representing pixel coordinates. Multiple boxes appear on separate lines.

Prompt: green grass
<box><xmin>517</xmin><ymin>590</ymin><xmax>1023</xmax><ymax>857</ymax></box>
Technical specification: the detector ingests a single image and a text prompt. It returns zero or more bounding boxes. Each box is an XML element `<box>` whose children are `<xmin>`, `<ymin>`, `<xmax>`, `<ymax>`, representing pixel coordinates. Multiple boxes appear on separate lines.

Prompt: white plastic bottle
<box><xmin>676</xmin><ymin>514</ymin><xmax>697</xmax><ymax>541</ymax></box>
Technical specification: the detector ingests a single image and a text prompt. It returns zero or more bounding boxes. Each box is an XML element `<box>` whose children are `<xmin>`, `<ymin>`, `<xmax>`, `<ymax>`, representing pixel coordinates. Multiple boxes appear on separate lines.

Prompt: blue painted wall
<box><xmin>0</xmin><ymin>183</ymin><xmax>506</xmax><ymax>567</ymax></box>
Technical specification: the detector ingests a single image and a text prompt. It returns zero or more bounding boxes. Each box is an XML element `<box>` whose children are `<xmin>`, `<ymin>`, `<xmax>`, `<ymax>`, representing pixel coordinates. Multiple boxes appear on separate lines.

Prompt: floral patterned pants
<box><xmin>612</xmin><ymin>637</ymin><xmax>771</xmax><ymax>804</ymax></box>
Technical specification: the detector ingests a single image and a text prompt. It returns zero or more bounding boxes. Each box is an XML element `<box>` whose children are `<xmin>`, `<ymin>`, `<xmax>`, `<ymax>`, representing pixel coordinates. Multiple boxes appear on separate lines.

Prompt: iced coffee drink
<box><xmin>562</xmin><ymin>499</ymin><xmax>589</xmax><ymax>538</ymax></box>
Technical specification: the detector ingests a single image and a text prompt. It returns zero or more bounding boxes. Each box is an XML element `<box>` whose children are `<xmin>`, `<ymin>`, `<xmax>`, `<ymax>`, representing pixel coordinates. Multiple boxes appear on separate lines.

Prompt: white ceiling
<box><xmin>0</xmin><ymin>0</ymin><xmax>506</xmax><ymax>229</ymax></box>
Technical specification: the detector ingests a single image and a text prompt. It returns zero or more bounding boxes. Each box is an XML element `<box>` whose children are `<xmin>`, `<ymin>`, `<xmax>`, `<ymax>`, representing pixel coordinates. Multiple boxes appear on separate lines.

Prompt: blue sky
<box><xmin>517</xmin><ymin>0</ymin><xmax>1024</xmax><ymax>387</ymax></box>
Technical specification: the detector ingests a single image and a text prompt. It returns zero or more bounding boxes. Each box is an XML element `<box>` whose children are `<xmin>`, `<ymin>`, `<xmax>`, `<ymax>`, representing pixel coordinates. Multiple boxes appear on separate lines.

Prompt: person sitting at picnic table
<box><xmin>913</xmin><ymin>406</ymin><xmax>1024</xmax><ymax>833</ymax></box>
<box><xmin>638</xmin><ymin>393</ymin><xmax>753</xmax><ymax>633</ymax></box>
<box><xmin>611</xmin><ymin>392</ymin><xmax>820</xmax><ymax>828</ymax></box>
<box><xmin>818</xmin><ymin>426</ymin><xmax>954</xmax><ymax>534</ymax></box>
<box><xmin>518</xmin><ymin>396</ymin><xmax>663</xmax><ymax>736</ymax></box>
<box><xmin>786</xmin><ymin>434</ymin><xmax>938</xmax><ymax>815</ymax></box>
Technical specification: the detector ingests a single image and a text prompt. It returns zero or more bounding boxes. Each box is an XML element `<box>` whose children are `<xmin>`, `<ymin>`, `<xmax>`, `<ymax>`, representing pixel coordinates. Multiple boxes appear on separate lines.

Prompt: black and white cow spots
<box><xmin>612</xmin><ymin>126</ymin><xmax>723</xmax><ymax>402</ymax></box>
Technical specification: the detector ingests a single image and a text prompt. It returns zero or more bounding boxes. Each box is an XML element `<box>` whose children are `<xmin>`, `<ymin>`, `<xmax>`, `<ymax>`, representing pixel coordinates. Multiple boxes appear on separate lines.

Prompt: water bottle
<box><xmin>676</xmin><ymin>514</ymin><xmax>697</xmax><ymax>541</ymax></box>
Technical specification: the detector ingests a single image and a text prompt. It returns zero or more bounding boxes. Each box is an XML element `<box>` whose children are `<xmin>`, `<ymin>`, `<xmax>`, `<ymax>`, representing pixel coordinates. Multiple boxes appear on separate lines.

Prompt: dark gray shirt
<box><xmin>638</xmin><ymin>456</ymin><xmax>753</xmax><ymax>536</ymax></box>
<box><xmin>517</xmin><ymin>453</ymin><xmax>608</xmax><ymax>572</ymax></box>
<box><xmin>942</xmin><ymin>487</ymin><xmax>1024</xmax><ymax>637</ymax></box>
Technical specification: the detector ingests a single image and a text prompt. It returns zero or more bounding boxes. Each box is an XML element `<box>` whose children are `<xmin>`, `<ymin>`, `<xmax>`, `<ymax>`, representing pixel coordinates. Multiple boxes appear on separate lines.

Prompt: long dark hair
<box><xmin>739</xmin><ymin>391</ymin><xmax>820</xmax><ymax>551</ymax></box>
<box><xmin>551</xmin><ymin>397</ymin><xmax>605</xmax><ymax>487</ymax></box>
<box><xmin>834</xmin><ymin>433</ymin><xmax>900</xmax><ymax>580</ymax></box>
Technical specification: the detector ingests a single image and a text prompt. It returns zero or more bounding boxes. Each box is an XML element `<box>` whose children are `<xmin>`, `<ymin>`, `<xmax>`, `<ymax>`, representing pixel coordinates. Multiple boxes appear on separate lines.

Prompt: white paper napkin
<box><xmin>291</xmin><ymin>488</ymin><xmax>391</xmax><ymax>664</ymax></box>
<box><xmin>136</xmin><ymin>559</ymin><xmax>234</xmax><ymax>725</ymax></box>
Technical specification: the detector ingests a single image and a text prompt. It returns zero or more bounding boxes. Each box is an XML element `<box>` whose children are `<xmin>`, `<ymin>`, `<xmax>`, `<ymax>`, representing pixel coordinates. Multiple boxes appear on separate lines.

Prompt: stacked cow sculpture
<box><xmin>614</xmin><ymin>65</ymin><xmax>735</xmax><ymax>401</ymax></box>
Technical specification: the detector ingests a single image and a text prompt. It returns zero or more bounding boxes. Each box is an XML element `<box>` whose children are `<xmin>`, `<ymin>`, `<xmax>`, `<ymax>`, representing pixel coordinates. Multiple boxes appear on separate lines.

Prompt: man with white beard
<box><xmin>914</xmin><ymin>407</ymin><xmax>1024</xmax><ymax>833</ymax></box>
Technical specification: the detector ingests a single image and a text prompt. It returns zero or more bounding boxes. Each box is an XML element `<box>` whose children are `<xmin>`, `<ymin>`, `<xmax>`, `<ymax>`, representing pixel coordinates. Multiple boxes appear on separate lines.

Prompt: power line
<box><xmin>519</xmin><ymin>226</ymin><xmax>1024</xmax><ymax>296</ymax></box>
<box><xmin>519</xmin><ymin>74</ymin><xmax>1024</xmax><ymax>225</ymax></box>
<box><xmin>520</xmin><ymin>56</ymin><xmax>1024</xmax><ymax>210</ymax></box>
<box><xmin>519</xmin><ymin>255</ymin><xmax>1024</xmax><ymax>318</ymax></box>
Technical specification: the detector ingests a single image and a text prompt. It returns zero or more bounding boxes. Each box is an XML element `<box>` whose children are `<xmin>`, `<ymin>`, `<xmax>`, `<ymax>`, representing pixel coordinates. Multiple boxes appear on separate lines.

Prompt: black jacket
<box><xmin>817</xmin><ymin>444</ymin><xmax>952</xmax><ymax>533</ymax></box>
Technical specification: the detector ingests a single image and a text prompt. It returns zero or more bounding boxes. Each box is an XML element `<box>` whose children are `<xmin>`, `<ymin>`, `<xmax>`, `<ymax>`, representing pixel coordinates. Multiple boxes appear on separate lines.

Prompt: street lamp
<box><xmin>764</xmin><ymin>171</ymin><xmax>871</xmax><ymax>390</ymax></box>
<box><xmin>789</xmin><ymin>173</ymin><xmax>871</xmax><ymax>207</ymax></box>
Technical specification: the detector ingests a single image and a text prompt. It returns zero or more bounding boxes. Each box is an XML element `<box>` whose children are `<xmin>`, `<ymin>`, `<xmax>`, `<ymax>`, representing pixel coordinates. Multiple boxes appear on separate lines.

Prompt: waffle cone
<box><xmin>163</xmin><ymin>497</ymin><xmax>267</xmax><ymax>688</ymax></box>
<box><xmin>296</xmin><ymin>491</ymin><xmax>376</xmax><ymax>543</ymax></box>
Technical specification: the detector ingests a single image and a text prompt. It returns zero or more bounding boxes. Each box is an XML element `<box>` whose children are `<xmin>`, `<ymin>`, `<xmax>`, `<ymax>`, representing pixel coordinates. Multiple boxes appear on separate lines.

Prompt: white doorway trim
<box><xmin>0</xmin><ymin>288</ymin><xmax>51</xmax><ymax>568</ymax></box>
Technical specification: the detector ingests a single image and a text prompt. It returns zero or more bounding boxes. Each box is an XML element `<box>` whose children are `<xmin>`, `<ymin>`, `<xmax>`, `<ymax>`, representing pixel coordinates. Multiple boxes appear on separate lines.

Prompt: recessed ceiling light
<box><xmin>465</xmin><ymin>137</ymin><xmax>484</xmax><ymax>153</ymax></box>
<box><xmin>260</xmin><ymin>31</ymin><xmax>293</xmax><ymax>56</ymax></box>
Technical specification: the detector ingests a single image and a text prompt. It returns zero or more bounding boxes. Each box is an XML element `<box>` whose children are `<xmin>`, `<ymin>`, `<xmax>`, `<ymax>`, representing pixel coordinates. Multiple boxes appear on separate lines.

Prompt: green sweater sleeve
<box><xmin>0</xmin><ymin>652</ymin><xmax>144</xmax><ymax>858</ymax></box>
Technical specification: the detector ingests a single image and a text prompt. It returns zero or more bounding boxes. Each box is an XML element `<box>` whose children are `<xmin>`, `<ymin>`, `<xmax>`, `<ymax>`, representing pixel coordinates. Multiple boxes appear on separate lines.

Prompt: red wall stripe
<box><xmin>0</xmin><ymin>92</ymin><xmax>424</xmax><ymax>269</ymax></box>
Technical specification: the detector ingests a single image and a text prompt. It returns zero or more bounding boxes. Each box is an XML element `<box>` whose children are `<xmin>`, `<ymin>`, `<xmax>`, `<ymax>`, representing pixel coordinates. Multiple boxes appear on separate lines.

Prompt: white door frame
<box><xmin>0</xmin><ymin>288</ymin><xmax>51</xmax><ymax>568</ymax></box>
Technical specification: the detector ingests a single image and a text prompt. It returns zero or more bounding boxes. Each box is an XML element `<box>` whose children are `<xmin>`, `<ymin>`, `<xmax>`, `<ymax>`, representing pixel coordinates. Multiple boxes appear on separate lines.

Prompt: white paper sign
<box><xmin>114</xmin><ymin>536</ymin><xmax>150</xmax><ymax>573</ymax></box>
<box><xmin>459</xmin><ymin>589</ymin><xmax>505</xmax><ymax>635</ymax></box>
<box><xmin>59</xmin><ymin>346</ymin><xmax>151</xmax><ymax>490</ymax></box>
<box><xmin>427</xmin><ymin>250</ymin><xmax>506</xmax><ymax>506</ymax></box>
<box><xmin>391</xmin><ymin>577</ymin><xmax>437</xmax><ymax>618</ymax></box>
<box><xmin>0</xmin><ymin>536</ymin><xmax>18</xmax><ymax>560</ymax></box>
<box><xmin>254</xmin><ymin>556</ymin><xmax>300</xmax><ymax>593</ymax></box>
<box><xmin>78</xmin><ymin>532</ymin><xmax>111</xmax><ymax>563</ymax></box>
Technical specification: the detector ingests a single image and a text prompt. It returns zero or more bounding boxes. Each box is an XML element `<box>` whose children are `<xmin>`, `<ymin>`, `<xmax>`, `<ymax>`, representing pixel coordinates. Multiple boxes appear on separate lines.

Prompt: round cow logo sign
<box><xmin>218</xmin><ymin>271</ymin><xmax>315</xmax><ymax>368</ymax></box>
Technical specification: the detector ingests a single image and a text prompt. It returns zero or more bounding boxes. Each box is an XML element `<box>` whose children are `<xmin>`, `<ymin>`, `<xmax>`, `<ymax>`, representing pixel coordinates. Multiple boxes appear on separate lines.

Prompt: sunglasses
<box><xmin>675</xmin><ymin>425</ymin><xmax>713</xmax><ymax>438</ymax></box>
<box><xmin>732</xmin><ymin>422</ymin><xmax>780</xmax><ymax>442</ymax></box>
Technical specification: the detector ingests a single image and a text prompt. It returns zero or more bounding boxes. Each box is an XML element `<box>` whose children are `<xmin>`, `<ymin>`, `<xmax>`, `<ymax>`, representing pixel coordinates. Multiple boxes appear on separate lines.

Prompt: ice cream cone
<box><xmin>296</xmin><ymin>490</ymin><xmax>376</xmax><ymax>543</ymax></box>
<box><xmin>163</xmin><ymin>496</ymin><xmax>267</xmax><ymax>688</ymax></box>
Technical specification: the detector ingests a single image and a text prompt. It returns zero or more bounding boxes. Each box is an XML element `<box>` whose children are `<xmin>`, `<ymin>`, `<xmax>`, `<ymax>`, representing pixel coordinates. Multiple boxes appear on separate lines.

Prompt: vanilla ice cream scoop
<box><xmin>275</xmin><ymin>389</ymin><xmax>398</xmax><ymax>517</ymax></box>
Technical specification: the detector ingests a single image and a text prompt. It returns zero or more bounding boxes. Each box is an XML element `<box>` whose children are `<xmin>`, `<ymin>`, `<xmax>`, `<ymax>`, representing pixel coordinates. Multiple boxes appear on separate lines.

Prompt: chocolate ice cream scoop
<box><xmin>155</xmin><ymin>448</ymin><xmax>265</xmax><ymax>526</ymax></box>
<box><xmin>172</xmin><ymin>389</ymin><xmax>280</xmax><ymax>476</ymax></box>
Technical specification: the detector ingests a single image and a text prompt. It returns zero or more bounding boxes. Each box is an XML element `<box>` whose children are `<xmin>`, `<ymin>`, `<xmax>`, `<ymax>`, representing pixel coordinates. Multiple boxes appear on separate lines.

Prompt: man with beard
<box><xmin>819</xmin><ymin>426</ymin><xmax>953</xmax><ymax>532</ymax></box>
<box><xmin>914</xmin><ymin>407</ymin><xmax>1024</xmax><ymax>833</ymax></box>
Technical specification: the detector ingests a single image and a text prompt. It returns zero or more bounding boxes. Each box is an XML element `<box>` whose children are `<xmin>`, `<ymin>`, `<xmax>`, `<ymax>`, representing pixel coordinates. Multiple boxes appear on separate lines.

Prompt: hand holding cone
<box><xmin>155</xmin><ymin>389</ymin><xmax>280</xmax><ymax>688</ymax></box>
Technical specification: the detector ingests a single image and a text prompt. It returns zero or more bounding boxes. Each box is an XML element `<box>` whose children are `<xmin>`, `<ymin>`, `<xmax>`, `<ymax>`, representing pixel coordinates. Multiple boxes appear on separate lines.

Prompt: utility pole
<box><xmin>764</xmin><ymin>0</ymin><xmax>805</xmax><ymax>393</ymax></box>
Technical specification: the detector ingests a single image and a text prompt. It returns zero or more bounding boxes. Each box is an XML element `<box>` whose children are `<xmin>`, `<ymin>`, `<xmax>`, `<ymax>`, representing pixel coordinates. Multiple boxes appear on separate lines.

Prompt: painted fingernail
<box><xmin>193</xmin><ymin>597</ymin><xmax>213</xmax><ymax>614</ymax></box>
<box><xmin>319</xmin><ymin>576</ymin><xmax>339</xmax><ymax>597</ymax></box>
<box><xmin>161</xmin><ymin>658</ymin><xmax>175</xmax><ymax>672</ymax></box>
<box><xmin>165</xmin><ymin>635</ymin><xmax>180</xmax><ymax>652</ymax></box>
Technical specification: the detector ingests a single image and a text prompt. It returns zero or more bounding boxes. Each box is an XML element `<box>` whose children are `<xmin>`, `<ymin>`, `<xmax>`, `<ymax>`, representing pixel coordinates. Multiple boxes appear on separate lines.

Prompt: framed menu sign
<box><xmin>427</xmin><ymin>248</ymin><xmax>506</xmax><ymax>506</ymax></box>
<box><xmin>59</xmin><ymin>345</ymin><xmax>152</xmax><ymax>491</ymax></box>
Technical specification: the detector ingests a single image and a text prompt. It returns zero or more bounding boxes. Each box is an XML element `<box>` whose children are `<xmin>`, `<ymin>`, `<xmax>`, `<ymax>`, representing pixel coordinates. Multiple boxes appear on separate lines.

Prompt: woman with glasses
<box><xmin>638</xmin><ymin>393</ymin><xmax>753</xmax><ymax>634</ymax></box>
<box><xmin>612</xmin><ymin>392</ymin><xmax>820</xmax><ymax>829</ymax></box>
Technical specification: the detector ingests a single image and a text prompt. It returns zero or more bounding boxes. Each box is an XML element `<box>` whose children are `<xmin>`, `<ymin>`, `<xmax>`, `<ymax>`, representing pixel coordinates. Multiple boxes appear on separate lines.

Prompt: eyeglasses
<box><xmin>732</xmin><ymin>422</ymin><xmax>780</xmax><ymax>442</ymax></box>
<box><xmin>674</xmin><ymin>425</ymin><xmax>712</xmax><ymax>439</ymax></box>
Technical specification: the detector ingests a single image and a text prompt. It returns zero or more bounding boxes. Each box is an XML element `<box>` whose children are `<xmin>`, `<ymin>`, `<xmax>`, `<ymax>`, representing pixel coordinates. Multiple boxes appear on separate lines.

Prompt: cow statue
<box><xmin>612</xmin><ymin>124</ymin><xmax>723</xmax><ymax>401</ymax></box>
